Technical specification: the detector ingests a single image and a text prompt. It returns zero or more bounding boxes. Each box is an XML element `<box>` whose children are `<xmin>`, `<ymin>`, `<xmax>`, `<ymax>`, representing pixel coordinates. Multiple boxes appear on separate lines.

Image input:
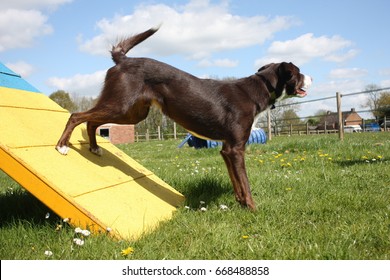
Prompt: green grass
<box><xmin>1</xmin><ymin>133</ymin><xmax>389</xmax><ymax>259</ymax></box>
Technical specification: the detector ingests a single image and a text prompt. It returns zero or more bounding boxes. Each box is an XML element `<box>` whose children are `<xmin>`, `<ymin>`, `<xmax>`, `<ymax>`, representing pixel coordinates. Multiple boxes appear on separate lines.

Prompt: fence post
<box><xmin>267</xmin><ymin>109</ymin><xmax>272</xmax><ymax>140</ymax></box>
<box><xmin>336</xmin><ymin>92</ymin><xmax>344</xmax><ymax>141</ymax></box>
<box><xmin>306</xmin><ymin>122</ymin><xmax>309</xmax><ymax>135</ymax></box>
<box><xmin>173</xmin><ymin>122</ymin><xmax>177</xmax><ymax>139</ymax></box>
<box><xmin>157</xmin><ymin>126</ymin><xmax>161</xmax><ymax>140</ymax></box>
<box><xmin>146</xmin><ymin>129</ymin><xmax>149</xmax><ymax>141</ymax></box>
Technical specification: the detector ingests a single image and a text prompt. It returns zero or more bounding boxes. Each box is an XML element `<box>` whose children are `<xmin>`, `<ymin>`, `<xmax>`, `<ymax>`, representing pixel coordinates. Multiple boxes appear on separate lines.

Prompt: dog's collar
<box><xmin>256</xmin><ymin>73</ymin><xmax>279</xmax><ymax>105</ymax></box>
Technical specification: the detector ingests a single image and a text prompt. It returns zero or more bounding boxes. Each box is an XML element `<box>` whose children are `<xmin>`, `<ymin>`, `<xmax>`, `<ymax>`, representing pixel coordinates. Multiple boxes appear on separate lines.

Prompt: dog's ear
<box><xmin>257</xmin><ymin>63</ymin><xmax>274</xmax><ymax>72</ymax></box>
<box><xmin>278</xmin><ymin>62</ymin><xmax>298</xmax><ymax>80</ymax></box>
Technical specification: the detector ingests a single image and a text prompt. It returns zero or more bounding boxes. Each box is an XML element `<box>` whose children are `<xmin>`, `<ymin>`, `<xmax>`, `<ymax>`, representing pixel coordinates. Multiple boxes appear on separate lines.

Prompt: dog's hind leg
<box><xmin>56</xmin><ymin>108</ymin><xmax>113</xmax><ymax>155</ymax></box>
<box><xmin>87</xmin><ymin>121</ymin><xmax>104</xmax><ymax>156</ymax></box>
<box><xmin>56</xmin><ymin>111</ymin><xmax>90</xmax><ymax>155</ymax></box>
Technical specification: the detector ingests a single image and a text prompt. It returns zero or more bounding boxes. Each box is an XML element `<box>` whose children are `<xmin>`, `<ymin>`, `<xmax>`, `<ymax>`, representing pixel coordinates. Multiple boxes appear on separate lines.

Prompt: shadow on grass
<box><xmin>336</xmin><ymin>158</ymin><xmax>388</xmax><ymax>167</ymax></box>
<box><xmin>0</xmin><ymin>189</ymin><xmax>57</xmax><ymax>227</ymax></box>
<box><xmin>182</xmin><ymin>176</ymin><xmax>232</xmax><ymax>207</ymax></box>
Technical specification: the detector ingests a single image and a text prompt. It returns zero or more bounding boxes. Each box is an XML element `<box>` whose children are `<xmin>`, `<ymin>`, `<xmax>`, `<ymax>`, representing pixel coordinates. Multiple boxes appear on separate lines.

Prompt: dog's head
<box><xmin>257</xmin><ymin>62</ymin><xmax>312</xmax><ymax>101</ymax></box>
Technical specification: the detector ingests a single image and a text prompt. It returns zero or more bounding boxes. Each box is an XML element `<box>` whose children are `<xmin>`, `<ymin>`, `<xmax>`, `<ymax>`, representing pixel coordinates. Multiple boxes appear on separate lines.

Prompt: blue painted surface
<box><xmin>178</xmin><ymin>128</ymin><xmax>267</xmax><ymax>149</ymax></box>
<box><xmin>0</xmin><ymin>62</ymin><xmax>40</xmax><ymax>92</ymax></box>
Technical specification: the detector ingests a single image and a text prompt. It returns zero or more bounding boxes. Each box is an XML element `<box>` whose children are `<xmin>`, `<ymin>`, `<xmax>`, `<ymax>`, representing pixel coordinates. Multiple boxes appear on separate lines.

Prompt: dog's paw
<box><xmin>90</xmin><ymin>147</ymin><xmax>103</xmax><ymax>156</ymax></box>
<box><xmin>56</xmin><ymin>145</ymin><xmax>70</xmax><ymax>155</ymax></box>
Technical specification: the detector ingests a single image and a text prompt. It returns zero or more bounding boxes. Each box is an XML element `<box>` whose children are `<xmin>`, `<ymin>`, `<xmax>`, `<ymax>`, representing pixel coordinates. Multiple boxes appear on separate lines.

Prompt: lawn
<box><xmin>0</xmin><ymin>133</ymin><xmax>389</xmax><ymax>259</ymax></box>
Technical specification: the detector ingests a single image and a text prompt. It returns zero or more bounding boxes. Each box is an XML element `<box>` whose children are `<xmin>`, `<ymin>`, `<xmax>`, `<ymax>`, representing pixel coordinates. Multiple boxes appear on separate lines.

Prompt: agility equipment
<box><xmin>178</xmin><ymin>129</ymin><xmax>267</xmax><ymax>149</ymax></box>
<box><xmin>0</xmin><ymin>63</ymin><xmax>184</xmax><ymax>240</ymax></box>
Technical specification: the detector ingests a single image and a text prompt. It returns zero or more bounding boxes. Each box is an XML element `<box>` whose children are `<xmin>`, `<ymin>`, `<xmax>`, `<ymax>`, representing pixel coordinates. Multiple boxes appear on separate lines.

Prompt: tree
<box><xmin>72</xmin><ymin>94</ymin><xmax>97</xmax><ymax>112</ymax></box>
<box><xmin>364</xmin><ymin>84</ymin><xmax>382</xmax><ymax>119</ymax></box>
<box><xmin>268</xmin><ymin>99</ymin><xmax>300</xmax><ymax>129</ymax></box>
<box><xmin>280</xmin><ymin>109</ymin><xmax>305</xmax><ymax>132</ymax></box>
<box><xmin>49</xmin><ymin>90</ymin><xmax>77</xmax><ymax>112</ymax></box>
<box><xmin>306</xmin><ymin>109</ymin><xmax>328</xmax><ymax>126</ymax></box>
<box><xmin>376</xmin><ymin>91</ymin><xmax>390</xmax><ymax>122</ymax></box>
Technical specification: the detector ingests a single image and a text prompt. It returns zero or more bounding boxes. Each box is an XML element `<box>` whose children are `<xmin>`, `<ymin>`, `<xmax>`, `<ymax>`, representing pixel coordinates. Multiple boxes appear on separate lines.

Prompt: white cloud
<box><xmin>329</xmin><ymin>68</ymin><xmax>368</xmax><ymax>79</ymax></box>
<box><xmin>0</xmin><ymin>0</ymin><xmax>72</xmax><ymax>11</ymax></box>
<box><xmin>198</xmin><ymin>58</ymin><xmax>239</xmax><ymax>68</ymax></box>
<box><xmin>380</xmin><ymin>80</ymin><xmax>390</xmax><ymax>88</ymax></box>
<box><xmin>379</xmin><ymin>68</ymin><xmax>390</xmax><ymax>76</ymax></box>
<box><xmin>0</xmin><ymin>9</ymin><xmax>53</xmax><ymax>52</ymax></box>
<box><xmin>46</xmin><ymin>0</ymin><xmax>298</xmax><ymax>100</ymax></box>
<box><xmin>325</xmin><ymin>49</ymin><xmax>359</xmax><ymax>63</ymax></box>
<box><xmin>78</xmin><ymin>0</ymin><xmax>298</xmax><ymax>60</ymax></box>
<box><xmin>255</xmin><ymin>33</ymin><xmax>357</xmax><ymax>67</ymax></box>
<box><xmin>47</xmin><ymin>70</ymin><xmax>106</xmax><ymax>97</ymax></box>
<box><xmin>5</xmin><ymin>61</ymin><xmax>35</xmax><ymax>77</ymax></box>
<box><xmin>0</xmin><ymin>0</ymin><xmax>72</xmax><ymax>52</ymax></box>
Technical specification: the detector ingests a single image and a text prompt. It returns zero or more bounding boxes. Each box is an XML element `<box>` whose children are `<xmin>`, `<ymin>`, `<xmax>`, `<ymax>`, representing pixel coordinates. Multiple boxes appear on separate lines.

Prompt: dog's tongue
<box><xmin>296</xmin><ymin>89</ymin><xmax>307</xmax><ymax>97</ymax></box>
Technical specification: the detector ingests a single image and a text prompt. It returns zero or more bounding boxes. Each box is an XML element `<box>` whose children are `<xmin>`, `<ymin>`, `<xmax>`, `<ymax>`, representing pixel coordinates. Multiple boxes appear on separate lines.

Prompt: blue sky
<box><xmin>1</xmin><ymin>0</ymin><xmax>390</xmax><ymax>117</ymax></box>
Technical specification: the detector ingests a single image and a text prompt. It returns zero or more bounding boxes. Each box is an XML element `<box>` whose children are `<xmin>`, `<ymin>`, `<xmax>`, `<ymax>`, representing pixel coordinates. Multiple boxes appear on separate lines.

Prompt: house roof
<box><xmin>322</xmin><ymin>109</ymin><xmax>362</xmax><ymax>124</ymax></box>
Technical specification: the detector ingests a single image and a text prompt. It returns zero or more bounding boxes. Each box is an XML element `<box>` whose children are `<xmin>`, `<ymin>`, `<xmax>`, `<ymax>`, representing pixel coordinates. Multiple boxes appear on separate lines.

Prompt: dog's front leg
<box><xmin>221</xmin><ymin>143</ymin><xmax>256</xmax><ymax>210</ymax></box>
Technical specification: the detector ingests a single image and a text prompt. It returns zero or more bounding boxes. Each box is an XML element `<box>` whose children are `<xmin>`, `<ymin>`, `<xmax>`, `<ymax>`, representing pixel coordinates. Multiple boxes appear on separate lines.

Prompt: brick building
<box><xmin>317</xmin><ymin>108</ymin><xmax>363</xmax><ymax>130</ymax></box>
<box><xmin>97</xmin><ymin>124</ymin><xmax>135</xmax><ymax>144</ymax></box>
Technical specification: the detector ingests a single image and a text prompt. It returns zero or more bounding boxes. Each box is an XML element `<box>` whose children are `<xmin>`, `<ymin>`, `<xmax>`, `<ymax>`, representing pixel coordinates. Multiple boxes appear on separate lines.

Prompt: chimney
<box><xmin>351</xmin><ymin>108</ymin><xmax>355</xmax><ymax>112</ymax></box>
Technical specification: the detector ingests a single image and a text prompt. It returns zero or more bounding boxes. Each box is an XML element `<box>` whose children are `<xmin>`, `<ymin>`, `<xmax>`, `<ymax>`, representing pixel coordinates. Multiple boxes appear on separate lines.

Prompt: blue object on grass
<box><xmin>178</xmin><ymin>128</ymin><xmax>267</xmax><ymax>149</ymax></box>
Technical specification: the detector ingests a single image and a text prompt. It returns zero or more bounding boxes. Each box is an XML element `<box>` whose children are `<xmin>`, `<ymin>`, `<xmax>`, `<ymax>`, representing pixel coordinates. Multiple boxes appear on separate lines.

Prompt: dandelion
<box><xmin>55</xmin><ymin>224</ymin><xmax>63</xmax><ymax>231</ymax></box>
<box><xmin>44</xmin><ymin>250</ymin><xmax>53</xmax><ymax>257</ymax></box>
<box><xmin>75</xmin><ymin>227</ymin><xmax>83</xmax><ymax>234</ymax></box>
<box><xmin>286</xmin><ymin>187</ymin><xmax>292</xmax><ymax>191</ymax></box>
<box><xmin>121</xmin><ymin>247</ymin><xmax>134</xmax><ymax>256</ymax></box>
<box><xmin>106</xmin><ymin>227</ymin><xmax>112</xmax><ymax>233</ymax></box>
<box><xmin>184</xmin><ymin>206</ymin><xmax>191</xmax><ymax>210</ymax></box>
<box><xmin>63</xmin><ymin>218</ymin><xmax>70</xmax><ymax>223</ymax></box>
<box><xmin>73</xmin><ymin>238</ymin><xmax>84</xmax><ymax>246</ymax></box>
<box><xmin>242</xmin><ymin>235</ymin><xmax>249</xmax><ymax>239</ymax></box>
<box><xmin>200</xmin><ymin>207</ymin><xmax>207</xmax><ymax>212</ymax></box>
<box><xmin>45</xmin><ymin>213</ymin><xmax>50</xmax><ymax>219</ymax></box>
<box><xmin>200</xmin><ymin>201</ymin><xmax>205</xmax><ymax>205</ymax></box>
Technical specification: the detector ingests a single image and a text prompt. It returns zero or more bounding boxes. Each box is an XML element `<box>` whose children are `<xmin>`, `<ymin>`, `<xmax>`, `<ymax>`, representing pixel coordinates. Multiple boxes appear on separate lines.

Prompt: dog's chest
<box><xmin>252</xmin><ymin>106</ymin><xmax>271</xmax><ymax>129</ymax></box>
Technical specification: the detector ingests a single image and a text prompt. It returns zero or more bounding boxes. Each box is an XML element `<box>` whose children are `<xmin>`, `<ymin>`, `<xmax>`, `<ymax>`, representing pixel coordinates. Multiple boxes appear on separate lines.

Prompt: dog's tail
<box><xmin>111</xmin><ymin>25</ymin><xmax>160</xmax><ymax>64</ymax></box>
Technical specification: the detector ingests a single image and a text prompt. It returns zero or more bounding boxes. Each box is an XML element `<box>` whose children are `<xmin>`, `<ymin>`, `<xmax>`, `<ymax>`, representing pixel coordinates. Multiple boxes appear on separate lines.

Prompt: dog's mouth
<box><xmin>295</xmin><ymin>75</ymin><xmax>312</xmax><ymax>97</ymax></box>
<box><xmin>296</xmin><ymin>88</ymin><xmax>307</xmax><ymax>97</ymax></box>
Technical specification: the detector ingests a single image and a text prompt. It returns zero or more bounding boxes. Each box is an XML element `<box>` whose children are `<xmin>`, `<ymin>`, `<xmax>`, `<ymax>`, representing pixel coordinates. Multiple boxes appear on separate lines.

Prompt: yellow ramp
<box><xmin>0</xmin><ymin>86</ymin><xmax>184</xmax><ymax>240</ymax></box>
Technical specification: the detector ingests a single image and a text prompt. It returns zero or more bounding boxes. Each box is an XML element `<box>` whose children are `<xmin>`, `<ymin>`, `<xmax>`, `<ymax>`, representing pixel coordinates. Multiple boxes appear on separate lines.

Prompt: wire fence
<box><xmin>258</xmin><ymin>87</ymin><xmax>390</xmax><ymax>140</ymax></box>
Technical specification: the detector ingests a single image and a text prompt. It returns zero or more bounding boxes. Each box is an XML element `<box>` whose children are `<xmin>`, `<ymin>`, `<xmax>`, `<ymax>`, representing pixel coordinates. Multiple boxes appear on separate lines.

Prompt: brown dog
<box><xmin>56</xmin><ymin>26</ymin><xmax>312</xmax><ymax>210</ymax></box>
